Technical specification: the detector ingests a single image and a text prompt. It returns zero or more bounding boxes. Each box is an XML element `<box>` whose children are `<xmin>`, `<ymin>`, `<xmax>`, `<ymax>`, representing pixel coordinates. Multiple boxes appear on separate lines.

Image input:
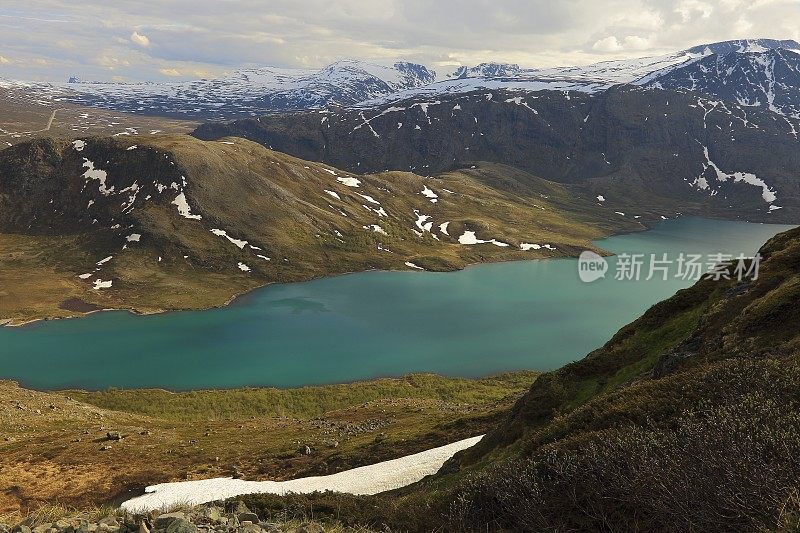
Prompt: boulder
<box><xmin>236</xmin><ymin>514</ymin><xmax>258</xmax><ymax>526</ymax></box>
<box><xmin>164</xmin><ymin>519</ymin><xmax>196</xmax><ymax>533</ymax></box>
<box><xmin>153</xmin><ymin>514</ymin><xmax>185</xmax><ymax>530</ymax></box>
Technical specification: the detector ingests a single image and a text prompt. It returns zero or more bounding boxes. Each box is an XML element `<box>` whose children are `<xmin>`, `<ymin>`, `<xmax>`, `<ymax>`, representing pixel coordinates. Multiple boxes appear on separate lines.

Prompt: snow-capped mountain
<box><xmin>364</xmin><ymin>39</ymin><xmax>800</xmax><ymax>107</ymax></box>
<box><xmin>642</xmin><ymin>47</ymin><xmax>800</xmax><ymax>118</ymax></box>
<box><xmin>57</xmin><ymin>60</ymin><xmax>436</xmax><ymax>119</ymax></box>
<box><xmin>451</xmin><ymin>63</ymin><xmax>523</xmax><ymax>78</ymax></box>
<box><xmin>5</xmin><ymin>38</ymin><xmax>800</xmax><ymax>120</ymax></box>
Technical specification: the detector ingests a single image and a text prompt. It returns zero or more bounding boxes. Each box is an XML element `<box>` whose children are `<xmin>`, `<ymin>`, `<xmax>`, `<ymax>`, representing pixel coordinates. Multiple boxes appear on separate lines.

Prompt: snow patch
<box><xmin>82</xmin><ymin>159</ymin><xmax>114</xmax><ymax>196</ymax></box>
<box><xmin>172</xmin><ymin>192</ymin><xmax>202</xmax><ymax>220</ymax></box>
<box><xmin>458</xmin><ymin>231</ymin><xmax>509</xmax><ymax>247</ymax></box>
<box><xmin>92</xmin><ymin>279</ymin><xmax>113</xmax><ymax>290</ymax></box>
<box><xmin>337</xmin><ymin>176</ymin><xmax>361</xmax><ymax>187</ymax></box>
<box><xmin>121</xmin><ymin>436</ymin><xmax>482</xmax><ymax>512</ymax></box>
<box><xmin>211</xmin><ymin>229</ymin><xmax>248</xmax><ymax>249</ymax></box>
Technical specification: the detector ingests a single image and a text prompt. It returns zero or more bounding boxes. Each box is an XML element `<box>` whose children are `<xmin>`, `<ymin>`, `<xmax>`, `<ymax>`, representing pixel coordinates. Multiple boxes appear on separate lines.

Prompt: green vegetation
<box><xmin>0</xmin><ymin>134</ymin><xmax>641</xmax><ymax>325</ymax></box>
<box><xmin>65</xmin><ymin>372</ymin><xmax>538</xmax><ymax>422</ymax></box>
<box><xmin>0</xmin><ymin>372</ymin><xmax>537</xmax><ymax>517</ymax></box>
<box><xmin>222</xmin><ymin>226</ymin><xmax>800</xmax><ymax>532</ymax></box>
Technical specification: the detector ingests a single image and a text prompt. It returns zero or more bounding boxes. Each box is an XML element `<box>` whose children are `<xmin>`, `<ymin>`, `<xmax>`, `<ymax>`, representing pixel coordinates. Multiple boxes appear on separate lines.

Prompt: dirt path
<box><xmin>0</xmin><ymin>108</ymin><xmax>60</xmax><ymax>136</ymax></box>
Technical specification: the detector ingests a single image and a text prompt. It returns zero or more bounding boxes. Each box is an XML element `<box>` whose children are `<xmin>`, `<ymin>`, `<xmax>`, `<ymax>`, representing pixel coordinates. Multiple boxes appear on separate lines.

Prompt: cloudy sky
<box><xmin>1</xmin><ymin>0</ymin><xmax>799</xmax><ymax>82</ymax></box>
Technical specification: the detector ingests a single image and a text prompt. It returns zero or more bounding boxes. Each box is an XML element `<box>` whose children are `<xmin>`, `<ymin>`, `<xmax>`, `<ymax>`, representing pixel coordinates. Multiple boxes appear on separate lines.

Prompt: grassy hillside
<box><xmin>0</xmin><ymin>371</ymin><xmax>537</xmax><ymax>519</ymax></box>
<box><xmin>232</xmin><ymin>226</ymin><xmax>800</xmax><ymax>532</ymax></box>
<box><xmin>0</xmin><ymin>134</ymin><xmax>640</xmax><ymax>325</ymax></box>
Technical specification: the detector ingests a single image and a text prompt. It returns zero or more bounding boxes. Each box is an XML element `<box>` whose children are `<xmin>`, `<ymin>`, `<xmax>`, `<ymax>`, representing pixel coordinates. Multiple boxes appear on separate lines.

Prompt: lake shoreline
<box><xmin>3</xmin><ymin>216</ymin><xmax>654</xmax><ymax>329</ymax></box>
<box><xmin>3</xmin><ymin>216</ymin><xmax>792</xmax><ymax>392</ymax></box>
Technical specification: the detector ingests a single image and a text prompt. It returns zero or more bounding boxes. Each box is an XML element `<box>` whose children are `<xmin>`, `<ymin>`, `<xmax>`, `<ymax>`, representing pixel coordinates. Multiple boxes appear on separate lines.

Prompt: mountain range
<box><xmin>4</xmin><ymin>38</ymin><xmax>800</xmax><ymax>323</ymax></box>
<box><xmin>3</xmin><ymin>38</ymin><xmax>799</xmax><ymax>119</ymax></box>
<box><xmin>194</xmin><ymin>85</ymin><xmax>800</xmax><ymax>223</ymax></box>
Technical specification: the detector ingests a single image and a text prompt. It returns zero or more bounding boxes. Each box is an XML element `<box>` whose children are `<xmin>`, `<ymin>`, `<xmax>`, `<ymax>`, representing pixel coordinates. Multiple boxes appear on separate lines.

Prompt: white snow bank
<box><xmin>211</xmin><ymin>228</ymin><xmax>248</xmax><ymax>249</ymax></box>
<box><xmin>172</xmin><ymin>192</ymin><xmax>202</xmax><ymax>220</ymax></box>
<box><xmin>337</xmin><ymin>176</ymin><xmax>361</xmax><ymax>187</ymax></box>
<box><xmin>458</xmin><ymin>231</ymin><xmax>509</xmax><ymax>247</ymax></box>
<box><xmin>92</xmin><ymin>279</ymin><xmax>112</xmax><ymax>290</ymax></box>
<box><xmin>82</xmin><ymin>159</ymin><xmax>114</xmax><ymax>196</ymax></box>
<box><xmin>121</xmin><ymin>435</ymin><xmax>483</xmax><ymax>512</ymax></box>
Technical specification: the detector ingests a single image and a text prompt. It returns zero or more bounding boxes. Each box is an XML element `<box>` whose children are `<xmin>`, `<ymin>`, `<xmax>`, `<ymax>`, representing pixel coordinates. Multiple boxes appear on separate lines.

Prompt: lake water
<box><xmin>0</xmin><ymin>217</ymin><xmax>794</xmax><ymax>390</ymax></box>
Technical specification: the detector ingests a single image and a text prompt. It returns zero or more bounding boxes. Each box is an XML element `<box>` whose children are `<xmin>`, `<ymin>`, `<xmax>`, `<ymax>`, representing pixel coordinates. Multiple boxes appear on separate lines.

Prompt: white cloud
<box><xmin>158</xmin><ymin>67</ymin><xmax>182</xmax><ymax>76</ymax></box>
<box><xmin>592</xmin><ymin>35</ymin><xmax>651</xmax><ymax>52</ymax></box>
<box><xmin>0</xmin><ymin>0</ymin><xmax>798</xmax><ymax>82</ymax></box>
<box><xmin>130</xmin><ymin>31</ymin><xmax>150</xmax><ymax>47</ymax></box>
<box><xmin>593</xmin><ymin>36</ymin><xmax>623</xmax><ymax>52</ymax></box>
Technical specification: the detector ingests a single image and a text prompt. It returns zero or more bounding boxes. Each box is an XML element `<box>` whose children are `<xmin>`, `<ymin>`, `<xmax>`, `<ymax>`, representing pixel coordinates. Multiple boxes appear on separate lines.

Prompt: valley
<box><xmin>3</xmin><ymin>30</ymin><xmax>800</xmax><ymax>533</ymax></box>
<box><xmin>0</xmin><ymin>217</ymin><xmax>791</xmax><ymax>391</ymax></box>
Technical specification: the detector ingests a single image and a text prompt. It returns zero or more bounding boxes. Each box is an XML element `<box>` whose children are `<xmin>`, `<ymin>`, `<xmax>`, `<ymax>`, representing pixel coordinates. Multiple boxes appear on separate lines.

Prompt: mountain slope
<box><xmin>0</xmin><ymin>134</ymin><xmax>638</xmax><ymax>325</ymax></box>
<box><xmin>193</xmin><ymin>86</ymin><xmax>800</xmax><ymax>222</ymax></box>
<box><xmin>645</xmin><ymin>47</ymin><xmax>800</xmax><ymax>117</ymax></box>
<box><xmin>424</xmin><ymin>225</ymin><xmax>800</xmax><ymax>531</ymax></box>
<box><xmin>235</xmin><ymin>225</ymin><xmax>800</xmax><ymax>532</ymax></box>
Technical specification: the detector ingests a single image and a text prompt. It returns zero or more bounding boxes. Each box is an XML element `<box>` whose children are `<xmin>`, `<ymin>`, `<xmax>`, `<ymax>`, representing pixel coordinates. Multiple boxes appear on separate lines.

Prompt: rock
<box><xmin>106</xmin><ymin>431</ymin><xmax>122</xmax><ymax>441</ymax></box>
<box><xmin>32</xmin><ymin>523</ymin><xmax>52</xmax><ymax>533</ymax></box>
<box><xmin>0</xmin><ymin>524</ymin><xmax>9</xmax><ymax>533</ymax></box>
<box><xmin>236</xmin><ymin>514</ymin><xmax>258</xmax><ymax>526</ymax></box>
<box><xmin>201</xmin><ymin>508</ymin><xmax>222</xmax><ymax>523</ymax></box>
<box><xmin>165</xmin><ymin>519</ymin><xmax>196</xmax><ymax>533</ymax></box>
<box><xmin>12</xmin><ymin>526</ymin><xmax>32</xmax><ymax>533</ymax></box>
<box><xmin>138</xmin><ymin>522</ymin><xmax>150</xmax><ymax>533</ymax></box>
<box><xmin>237</xmin><ymin>526</ymin><xmax>260</xmax><ymax>533</ymax></box>
<box><xmin>153</xmin><ymin>513</ymin><xmax>185</xmax><ymax>530</ymax></box>
<box><xmin>54</xmin><ymin>520</ymin><xmax>72</xmax><ymax>531</ymax></box>
<box><xmin>301</xmin><ymin>445</ymin><xmax>311</xmax><ymax>455</ymax></box>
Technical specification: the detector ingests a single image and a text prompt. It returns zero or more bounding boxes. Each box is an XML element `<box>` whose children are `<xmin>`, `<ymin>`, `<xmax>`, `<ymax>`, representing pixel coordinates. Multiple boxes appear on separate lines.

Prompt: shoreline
<box><xmin>2</xmin><ymin>221</ymin><xmax>640</xmax><ymax>329</ymax></box>
<box><xmin>5</xmin><ymin>368</ymin><xmax>541</xmax><ymax>395</ymax></box>
<box><xmin>5</xmin><ymin>213</ymin><xmax>777</xmax><ymax>330</ymax></box>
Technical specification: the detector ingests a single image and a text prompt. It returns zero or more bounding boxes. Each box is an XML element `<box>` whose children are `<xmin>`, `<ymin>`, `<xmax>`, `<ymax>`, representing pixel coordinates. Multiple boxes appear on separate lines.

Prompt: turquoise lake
<box><xmin>0</xmin><ymin>217</ymin><xmax>795</xmax><ymax>390</ymax></box>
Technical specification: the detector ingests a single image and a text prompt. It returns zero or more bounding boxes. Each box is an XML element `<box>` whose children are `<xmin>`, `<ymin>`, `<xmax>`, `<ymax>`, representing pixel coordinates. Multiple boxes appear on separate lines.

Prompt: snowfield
<box><xmin>121</xmin><ymin>435</ymin><xmax>483</xmax><ymax>512</ymax></box>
